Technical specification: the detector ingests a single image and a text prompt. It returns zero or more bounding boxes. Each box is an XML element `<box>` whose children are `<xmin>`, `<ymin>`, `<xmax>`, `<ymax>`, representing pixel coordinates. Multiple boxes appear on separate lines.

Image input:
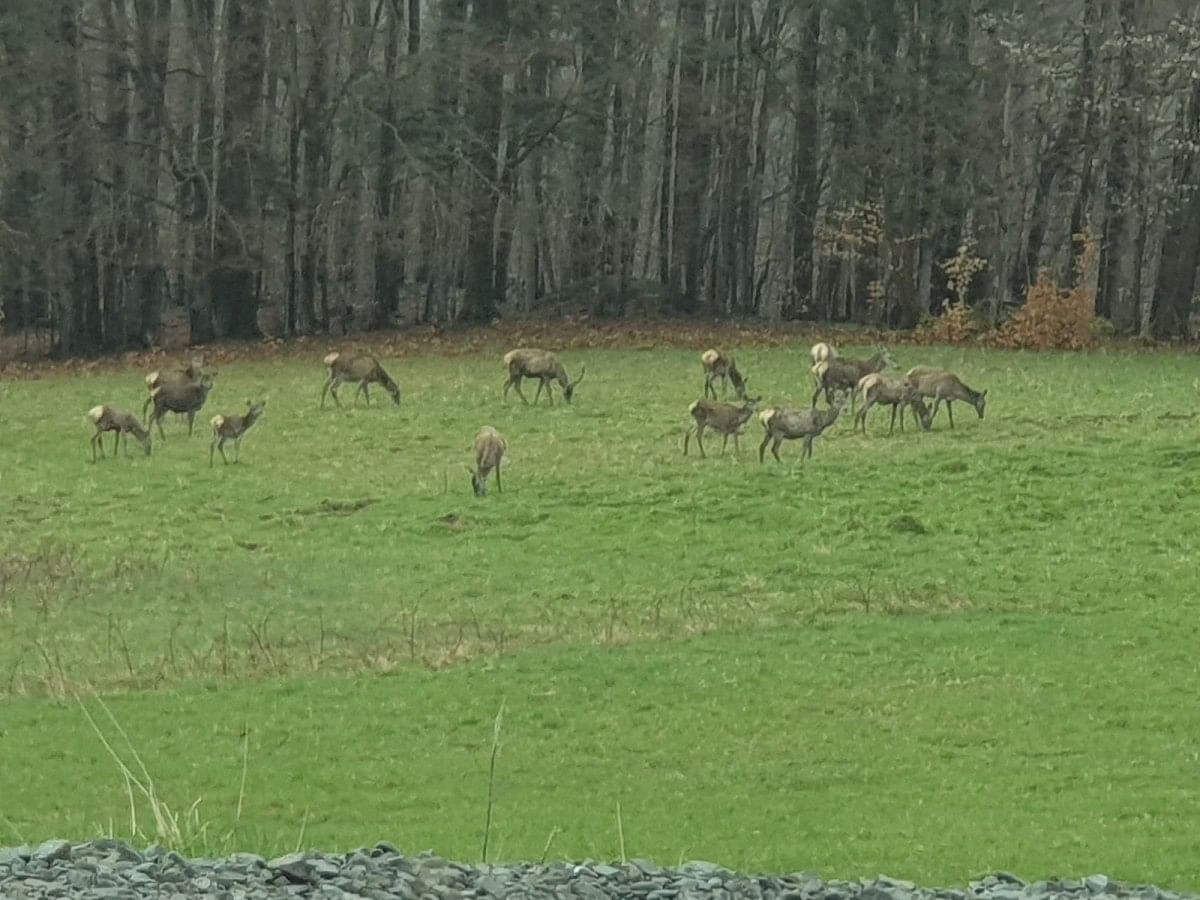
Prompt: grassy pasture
<box><xmin>1</xmin><ymin>340</ymin><xmax>1199</xmax><ymax>888</ymax></box>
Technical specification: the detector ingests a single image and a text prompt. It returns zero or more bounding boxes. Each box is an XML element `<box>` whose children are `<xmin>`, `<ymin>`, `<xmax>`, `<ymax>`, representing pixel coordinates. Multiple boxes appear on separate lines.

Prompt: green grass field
<box><xmin>1</xmin><ymin>339</ymin><xmax>1199</xmax><ymax>888</ymax></box>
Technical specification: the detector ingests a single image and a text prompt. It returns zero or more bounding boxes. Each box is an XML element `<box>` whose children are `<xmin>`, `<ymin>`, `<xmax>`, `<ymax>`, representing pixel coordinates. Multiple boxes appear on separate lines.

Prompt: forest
<box><xmin>1</xmin><ymin>0</ymin><xmax>1199</xmax><ymax>354</ymax></box>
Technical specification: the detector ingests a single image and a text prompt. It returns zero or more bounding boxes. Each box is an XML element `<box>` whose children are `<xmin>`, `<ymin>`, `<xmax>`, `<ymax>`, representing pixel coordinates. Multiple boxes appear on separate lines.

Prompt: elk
<box><xmin>148</xmin><ymin>372</ymin><xmax>215</xmax><ymax>439</ymax></box>
<box><xmin>502</xmin><ymin>348</ymin><xmax>585</xmax><ymax>404</ymax></box>
<box><xmin>470</xmin><ymin>426</ymin><xmax>507</xmax><ymax>497</ymax></box>
<box><xmin>700</xmin><ymin>349</ymin><xmax>749</xmax><ymax>400</ymax></box>
<box><xmin>906</xmin><ymin>370</ymin><xmax>988</xmax><ymax>428</ymax></box>
<box><xmin>87</xmin><ymin>405</ymin><xmax>151</xmax><ymax>462</ymax></box>
<box><xmin>210</xmin><ymin>400</ymin><xmax>266</xmax><ymax>466</ymax></box>
<box><xmin>853</xmin><ymin>373</ymin><xmax>933</xmax><ymax>435</ymax></box>
<box><xmin>142</xmin><ymin>358</ymin><xmax>211</xmax><ymax>424</ymax></box>
<box><xmin>810</xmin><ymin>342</ymin><xmax>838</xmax><ymax>366</ymax></box>
<box><xmin>811</xmin><ymin>347</ymin><xmax>896</xmax><ymax>410</ymax></box>
<box><xmin>320</xmin><ymin>352</ymin><xmax>401</xmax><ymax>408</ymax></box>
<box><xmin>683</xmin><ymin>397</ymin><xmax>761</xmax><ymax>458</ymax></box>
<box><xmin>759</xmin><ymin>392</ymin><xmax>849</xmax><ymax>463</ymax></box>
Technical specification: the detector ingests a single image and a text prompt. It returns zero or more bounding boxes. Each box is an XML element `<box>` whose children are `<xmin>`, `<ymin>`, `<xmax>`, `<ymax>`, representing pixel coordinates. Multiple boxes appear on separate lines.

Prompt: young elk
<box><xmin>142</xmin><ymin>358</ymin><xmax>211</xmax><ymax>424</ymax></box>
<box><xmin>470</xmin><ymin>426</ymin><xmax>507</xmax><ymax>497</ymax></box>
<box><xmin>320</xmin><ymin>352</ymin><xmax>401</xmax><ymax>408</ymax></box>
<box><xmin>906</xmin><ymin>370</ymin><xmax>988</xmax><ymax>428</ymax></box>
<box><xmin>759</xmin><ymin>392</ymin><xmax>849</xmax><ymax>463</ymax></box>
<box><xmin>811</xmin><ymin>347</ymin><xmax>896</xmax><ymax>411</ymax></box>
<box><xmin>700</xmin><ymin>349</ymin><xmax>749</xmax><ymax>400</ymax></box>
<box><xmin>683</xmin><ymin>397</ymin><xmax>761</xmax><ymax>458</ymax></box>
<box><xmin>210</xmin><ymin>400</ymin><xmax>266</xmax><ymax>466</ymax></box>
<box><xmin>502</xmin><ymin>348</ymin><xmax>585</xmax><ymax>405</ymax></box>
<box><xmin>853</xmin><ymin>373</ymin><xmax>932</xmax><ymax>435</ymax></box>
<box><xmin>149</xmin><ymin>373</ymin><xmax>215</xmax><ymax>439</ymax></box>
<box><xmin>87</xmin><ymin>405</ymin><xmax>151</xmax><ymax>462</ymax></box>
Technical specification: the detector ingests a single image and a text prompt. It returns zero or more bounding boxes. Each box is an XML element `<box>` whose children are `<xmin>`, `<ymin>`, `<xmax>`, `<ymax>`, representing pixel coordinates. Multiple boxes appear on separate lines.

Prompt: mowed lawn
<box><xmin>1</xmin><ymin>342</ymin><xmax>1200</xmax><ymax>889</ymax></box>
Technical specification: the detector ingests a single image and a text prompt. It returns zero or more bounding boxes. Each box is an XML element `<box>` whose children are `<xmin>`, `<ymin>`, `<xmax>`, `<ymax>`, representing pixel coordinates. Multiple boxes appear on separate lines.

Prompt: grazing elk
<box><xmin>759</xmin><ymin>392</ymin><xmax>849</xmax><ymax>463</ymax></box>
<box><xmin>210</xmin><ymin>401</ymin><xmax>266</xmax><ymax>466</ymax></box>
<box><xmin>700</xmin><ymin>349</ymin><xmax>750</xmax><ymax>400</ymax></box>
<box><xmin>470</xmin><ymin>426</ymin><xmax>508</xmax><ymax>497</ymax></box>
<box><xmin>906</xmin><ymin>370</ymin><xmax>988</xmax><ymax>428</ymax></box>
<box><xmin>683</xmin><ymin>397</ymin><xmax>761</xmax><ymax>458</ymax></box>
<box><xmin>502</xmin><ymin>348</ymin><xmax>585</xmax><ymax>405</ymax></box>
<box><xmin>320</xmin><ymin>352</ymin><xmax>401</xmax><ymax>408</ymax></box>
<box><xmin>87</xmin><ymin>405</ymin><xmax>152</xmax><ymax>462</ymax></box>
<box><xmin>148</xmin><ymin>372</ymin><xmax>215</xmax><ymax>439</ymax></box>
<box><xmin>811</xmin><ymin>347</ymin><xmax>896</xmax><ymax>411</ymax></box>
<box><xmin>853</xmin><ymin>373</ymin><xmax>933</xmax><ymax>435</ymax></box>
<box><xmin>142</xmin><ymin>358</ymin><xmax>211</xmax><ymax>424</ymax></box>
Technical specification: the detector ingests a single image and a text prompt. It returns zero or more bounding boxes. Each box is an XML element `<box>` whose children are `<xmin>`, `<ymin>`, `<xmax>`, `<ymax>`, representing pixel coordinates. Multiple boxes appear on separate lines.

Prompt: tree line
<box><xmin>1</xmin><ymin>0</ymin><xmax>1199</xmax><ymax>355</ymax></box>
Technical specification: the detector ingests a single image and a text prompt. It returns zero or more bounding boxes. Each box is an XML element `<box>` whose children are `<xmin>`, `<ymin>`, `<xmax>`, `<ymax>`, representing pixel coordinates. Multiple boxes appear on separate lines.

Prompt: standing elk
<box><xmin>759</xmin><ymin>392</ymin><xmax>849</xmax><ymax>463</ymax></box>
<box><xmin>700</xmin><ymin>349</ymin><xmax>750</xmax><ymax>400</ymax></box>
<box><xmin>470</xmin><ymin>426</ymin><xmax>508</xmax><ymax>497</ymax></box>
<box><xmin>87</xmin><ymin>405</ymin><xmax>152</xmax><ymax>462</ymax></box>
<box><xmin>148</xmin><ymin>373</ymin><xmax>215</xmax><ymax>439</ymax></box>
<box><xmin>906</xmin><ymin>369</ymin><xmax>988</xmax><ymax>428</ymax></box>
<box><xmin>683</xmin><ymin>397</ymin><xmax>761</xmax><ymax>458</ymax></box>
<box><xmin>210</xmin><ymin>400</ymin><xmax>266</xmax><ymax>466</ymax></box>
<box><xmin>502</xmin><ymin>348</ymin><xmax>585</xmax><ymax>404</ymax></box>
<box><xmin>320</xmin><ymin>352</ymin><xmax>401</xmax><ymax>408</ymax></box>
<box><xmin>853</xmin><ymin>373</ymin><xmax>933</xmax><ymax>435</ymax></box>
<box><xmin>811</xmin><ymin>347</ymin><xmax>896</xmax><ymax>411</ymax></box>
<box><xmin>142</xmin><ymin>358</ymin><xmax>212</xmax><ymax>424</ymax></box>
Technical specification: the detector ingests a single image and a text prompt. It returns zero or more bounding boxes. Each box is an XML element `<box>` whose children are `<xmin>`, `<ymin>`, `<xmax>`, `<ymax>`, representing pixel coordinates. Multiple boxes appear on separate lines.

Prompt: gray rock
<box><xmin>1086</xmin><ymin>876</ymin><xmax>1112</xmax><ymax>893</ymax></box>
<box><xmin>33</xmin><ymin>840</ymin><xmax>72</xmax><ymax>863</ymax></box>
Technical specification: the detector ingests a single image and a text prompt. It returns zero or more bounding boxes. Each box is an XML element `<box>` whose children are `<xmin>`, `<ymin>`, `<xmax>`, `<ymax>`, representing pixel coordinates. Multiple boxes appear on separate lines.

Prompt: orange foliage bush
<box><xmin>987</xmin><ymin>232</ymin><xmax>1098</xmax><ymax>351</ymax></box>
<box><xmin>913</xmin><ymin>300</ymin><xmax>979</xmax><ymax>345</ymax></box>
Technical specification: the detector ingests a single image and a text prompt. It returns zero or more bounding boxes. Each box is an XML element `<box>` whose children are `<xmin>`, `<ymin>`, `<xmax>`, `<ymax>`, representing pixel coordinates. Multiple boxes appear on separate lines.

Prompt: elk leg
<box><xmin>91</xmin><ymin>432</ymin><xmax>102</xmax><ymax>461</ymax></box>
<box><xmin>720</xmin><ymin>433</ymin><xmax>729</xmax><ymax>456</ymax></box>
<box><xmin>946</xmin><ymin>401</ymin><xmax>955</xmax><ymax>429</ymax></box>
<box><xmin>187</xmin><ymin>411</ymin><xmax>196</xmax><ymax>436</ymax></box>
<box><xmin>889</xmin><ymin>404</ymin><xmax>898</xmax><ymax>435</ymax></box>
<box><xmin>532</xmin><ymin>380</ymin><xmax>544</xmax><ymax>404</ymax></box>
<box><xmin>495</xmin><ymin>463</ymin><xmax>502</xmax><ymax>493</ymax></box>
<box><xmin>154</xmin><ymin>410</ymin><xmax>167</xmax><ymax>441</ymax></box>
<box><xmin>771</xmin><ymin>437</ymin><xmax>783</xmax><ymax>462</ymax></box>
<box><xmin>703</xmin><ymin>375</ymin><xmax>714</xmax><ymax>400</ymax></box>
<box><xmin>361</xmin><ymin>382</ymin><xmax>371</xmax><ymax>406</ymax></box>
<box><xmin>543</xmin><ymin>379</ymin><xmax>554</xmax><ymax>405</ymax></box>
<box><xmin>695</xmin><ymin>425</ymin><xmax>706</xmax><ymax>458</ymax></box>
<box><xmin>329</xmin><ymin>379</ymin><xmax>344</xmax><ymax>407</ymax></box>
<box><xmin>320</xmin><ymin>377</ymin><xmax>335</xmax><ymax>409</ymax></box>
<box><xmin>802</xmin><ymin>435</ymin><xmax>815</xmax><ymax>461</ymax></box>
<box><xmin>218</xmin><ymin>437</ymin><xmax>230</xmax><ymax>465</ymax></box>
<box><xmin>758</xmin><ymin>433</ymin><xmax>770</xmax><ymax>463</ymax></box>
<box><xmin>141</xmin><ymin>395</ymin><xmax>153</xmax><ymax>425</ymax></box>
<box><xmin>811</xmin><ymin>383</ymin><xmax>824</xmax><ymax>408</ymax></box>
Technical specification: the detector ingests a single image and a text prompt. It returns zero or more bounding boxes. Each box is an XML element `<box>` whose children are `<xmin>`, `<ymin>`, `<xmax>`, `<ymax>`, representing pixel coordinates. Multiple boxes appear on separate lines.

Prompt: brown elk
<box><xmin>700</xmin><ymin>349</ymin><xmax>749</xmax><ymax>400</ymax></box>
<box><xmin>320</xmin><ymin>352</ymin><xmax>401</xmax><ymax>408</ymax></box>
<box><xmin>811</xmin><ymin>347</ymin><xmax>896</xmax><ymax>411</ymax></box>
<box><xmin>470</xmin><ymin>426</ymin><xmax>508</xmax><ymax>497</ymax></box>
<box><xmin>87</xmin><ymin>405</ymin><xmax>152</xmax><ymax>462</ymax></box>
<box><xmin>906</xmin><ymin>369</ymin><xmax>988</xmax><ymax>428</ymax></box>
<box><xmin>142</xmin><ymin>358</ymin><xmax>212</xmax><ymax>424</ymax></box>
<box><xmin>210</xmin><ymin>401</ymin><xmax>266</xmax><ymax>466</ymax></box>
<box><xmin>502</xmin><ymin>348</ymin><xmax>585</xmax><ymax>404</ymax></box>
<box><xmin>149</xmin><ymin>373</ymin><xmax>215</xmax><ymax>439</ymax></box>
<box><xmin>683</xmin><ymin>397</ymin><xmax>761</xmax><ymax>458</ymax></box>
<box><xmin>853</xmin><ymin>373</ymin><xmax>933</xmax><ymax>435</ymax></box>
<box><xmin>758</xmin><ymin>393</ymin><xmax>849</xmax><ymax>463</ymax></box>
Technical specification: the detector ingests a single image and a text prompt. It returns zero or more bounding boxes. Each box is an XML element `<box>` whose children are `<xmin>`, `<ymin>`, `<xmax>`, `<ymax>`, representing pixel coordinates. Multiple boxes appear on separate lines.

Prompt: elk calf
<box><xmin>320</xmin><ymin>352</ymin><xmax>401</xmax><ymax>408</ymax></box>
<box><xmin>87</xmin><ymin>405</ymin><xmax>152</xmax><ymax>462</ymax></box>
<box><xmin>210</xmin><ymin>401</ymin><xmax>266</xmax><ymax>466</ymax></box>
<box><xmin>470</xmin><ymin>426</ymin><xmax>507</xmax><ymax>497</ymax></box>
<box><xmin>853</xmin><ymin>373</ymin><xmax>932</xmax><ymax>435</ymax></box>
<box><xmin>906</xmin><ymin>370</ymin><xmax>988</xmax><ymax>428</ymax></box>
<box><xmin>149</xmin><ymin>373</ymin><xmax>215</xmax><ymax>439</ymax></box>
<box><xmin>502</xmin><ymin>348</ymin><xmax>585</xmax><ymax>404</ymax></box>
<box><xmin>683</xmin><ymin>397</ymin><xmax>760</xmax><ymax>458</ymax></box>
<box><xmin>812</xmin><ymin>347</ymin><xmax>896</xmax><ymax>410</ymax></box>
<box><xmin>759</xmin><ymin>393</ymin><xmax>849</xmax><ymax>463</ymax></box>
<box><xmin>700</xmin><ymin>349</ymin><xmax>749</xmax><ymax>400</ymax></box>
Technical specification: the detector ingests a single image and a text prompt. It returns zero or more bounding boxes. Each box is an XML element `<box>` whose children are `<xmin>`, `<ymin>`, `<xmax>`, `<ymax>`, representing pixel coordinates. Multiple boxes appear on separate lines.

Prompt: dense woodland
<box><xmin>1</xmin><ymin>0</ymin><xmax>1200</xmax><ymax>354</ymax></box>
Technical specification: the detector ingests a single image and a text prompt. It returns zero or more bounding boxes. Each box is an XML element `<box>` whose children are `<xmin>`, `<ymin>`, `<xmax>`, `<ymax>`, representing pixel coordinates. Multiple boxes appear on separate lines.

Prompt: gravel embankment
<box><xmin>0</xmin><ymin>840</ymin><xmax>1195</xmax><ymax>900</ymax></box>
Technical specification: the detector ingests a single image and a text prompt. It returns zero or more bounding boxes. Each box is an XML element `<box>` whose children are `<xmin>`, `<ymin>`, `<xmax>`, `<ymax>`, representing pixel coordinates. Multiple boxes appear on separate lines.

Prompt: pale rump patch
<box><xmin>758</xmin><ymin>408</ymin><xmax>776</xmax><ymax>428</ymax></box>
<box><xmin>700</xmin><ymin>349</ymin><xmax>720</xmax><ymax>367</ymax></box>
<box><xmin>810</xmin><ymin>342</ymin><xmax>837</xmax><ymax>363</ymax></box>
<box><xmin>857</xmin><ymin>372</ymin><xmax>883</xmax><ymax>395</ymax></box>
<box><xmin>87</xmin><ymin>405</ymin><xmax>106</xmax><ymax>423</ymax></box>
<box><xmin>323</xmin><ymin>352</ymin><xmax>340</xmax><ymax>367</ymax></box>
<box><xmin>502</xmin><ymin>349</ymin><xmax>519</xmax><ymax>367</ymax></box>
<box><xmin>688</xmin><ymin>400</ymin><xmax>701</xmax><ymax>415</ymax></box>
<box><xmin>145</xmin><ymin>371</ymin><xmax>159</xmax><ymax>387</ymax></box>
<box><xmin>211</xmin><ymin>415</ymin><xmax>226</xmax><ymax>431</ymax></box>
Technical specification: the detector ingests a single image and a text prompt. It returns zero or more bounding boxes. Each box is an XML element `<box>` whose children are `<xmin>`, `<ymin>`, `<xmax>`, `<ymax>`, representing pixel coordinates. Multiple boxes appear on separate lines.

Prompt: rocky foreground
<box><xmin>0</xmin><ymin>840</ymin><xmax>1195</xmax><ymax>900</ymax></box>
